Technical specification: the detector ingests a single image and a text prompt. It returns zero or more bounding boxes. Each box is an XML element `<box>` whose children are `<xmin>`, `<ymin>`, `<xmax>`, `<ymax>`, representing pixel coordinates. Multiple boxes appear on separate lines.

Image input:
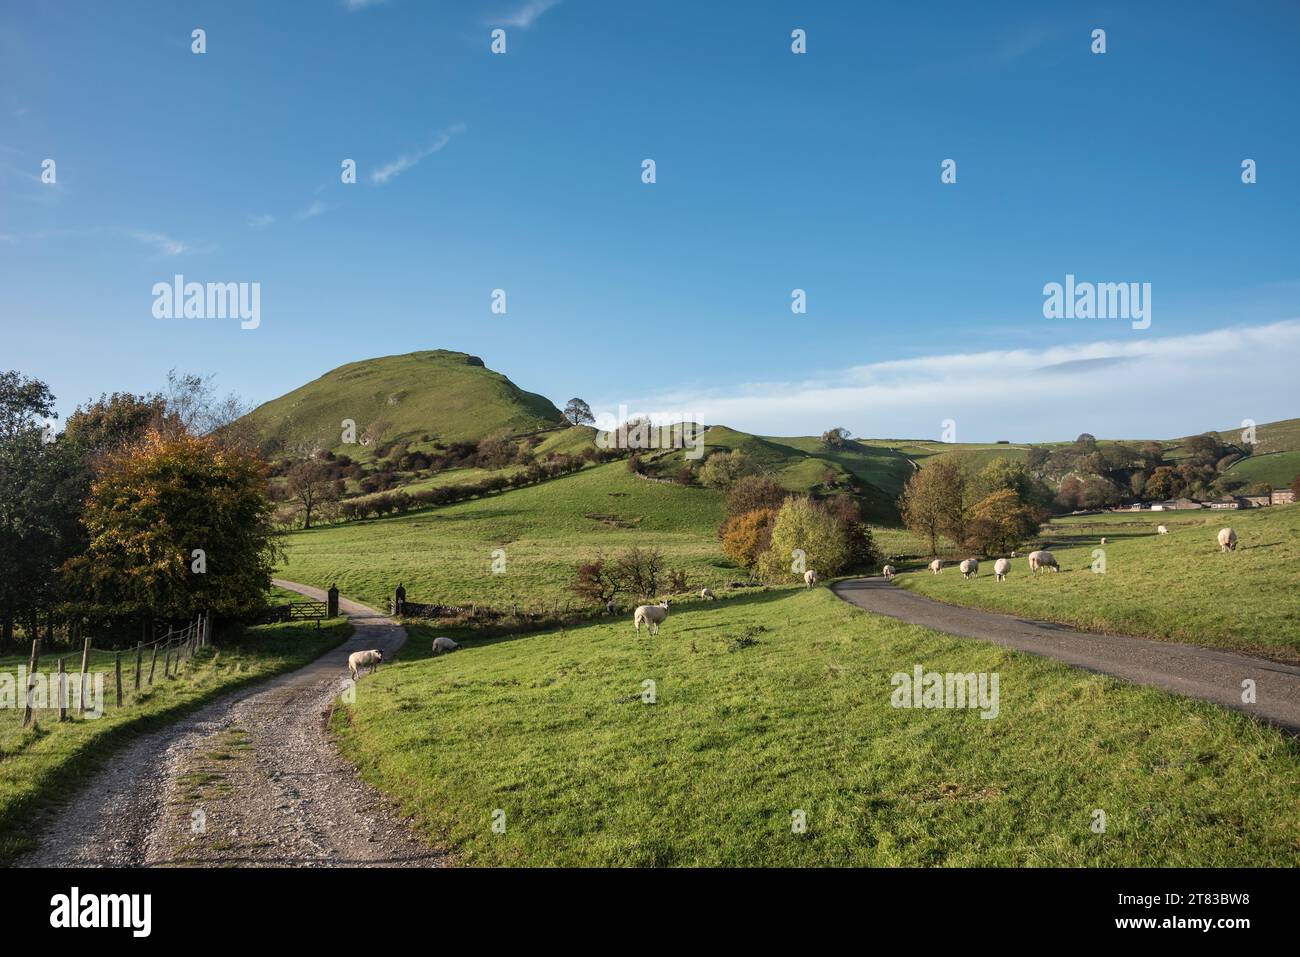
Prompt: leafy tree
<box><xmin>65</xmin><ymin>430</ymin><xmax>280</xmax><ymax>622</ymax></box>
<box><xmin>819</xmin><ymin>427</ymin><xmax>852</xmax><ymax>450</ymax></box>
<box><xmin>562</xmin><ymin>398</ymin><xmax>595</xmax><ymax>426</ymax></box>
<box><xmin>898</xmin><ymin>459</ymin><xmax>965</xmax><ymax>555</ymax></box>
<box><xmin>966</xmin><ymin>489</ymin><xmax>1039</xmax><ymax>554</ymax></box>
<box><xmin>0</xmin><ymin>372</ymin><xmax>79</xmax><ymax>643</ymax></box>
<box><xmin>720</xmin><ymin>507</ymin><xmax>778</xmax><ymax>570</ymax></box>
<box><xmin>573</xmin><ymin>557</ymin><xmax>620</xmax><ymax>605</ymax></box>
<box><xmin>722</xmin><ymin>475</ymin><xmax>789</xmax><ymax>523</ymax></box>
<box><xmin>758</xmin><ymin>497</ymin><xmax>849</xmax><ymax>583</ymax></box>
<box><xmin>1145</xmin><ymin>466</ymin><xmax>1186</xmax><ymax>500</ymax></box>
<box><xmin>698</xmin><ymin>449</ymin><xmax>757</xmax><ymax>490</ymax></box>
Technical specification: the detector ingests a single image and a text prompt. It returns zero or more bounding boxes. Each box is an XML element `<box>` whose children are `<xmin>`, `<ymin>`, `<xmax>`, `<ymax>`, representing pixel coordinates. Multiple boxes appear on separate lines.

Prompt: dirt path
<box><xmin>833</xmin><ymin>577</ymin><xmax>1300</xmax><ymax>734</ymax></box>
<box><xmin>17</xmin><ymin>581</ymin><xmax>441</xmax><ymax>868</ymax></box>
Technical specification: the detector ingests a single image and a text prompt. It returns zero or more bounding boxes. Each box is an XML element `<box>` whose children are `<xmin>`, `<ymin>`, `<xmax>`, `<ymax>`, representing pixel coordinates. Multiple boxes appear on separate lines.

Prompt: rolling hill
<box><xmin>240</xmin><ymin>350</ymin><xmax>565</xmax><ymax>458</ymax></box>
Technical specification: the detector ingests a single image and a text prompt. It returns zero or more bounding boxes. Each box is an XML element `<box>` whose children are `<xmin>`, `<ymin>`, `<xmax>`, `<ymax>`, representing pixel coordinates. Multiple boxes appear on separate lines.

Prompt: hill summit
<box><xmin>241</xmin><ymin>350</ymin><xmax>564</xmax><ymax>457</ymax></box>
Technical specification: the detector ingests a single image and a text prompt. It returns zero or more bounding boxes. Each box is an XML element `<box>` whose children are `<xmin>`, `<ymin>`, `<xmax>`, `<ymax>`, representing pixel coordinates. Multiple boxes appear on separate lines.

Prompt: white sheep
<box><xmin>1028</xmin><ymin>550</ymin><xmax>1059</xmax><ymax>575</ymax></box>
<box><xmin>929</xmin><ymin>559</ymin><xmax>943</xmax><ymax>575</ymax></box>
<box><xmin>1100</xmin><ymin>537</ymin><xmax>1107</xmax><ymax>545</ymax></box>
<box><xmin>1157</xmin><ymin>525</ymin><xmax>1168</xmax><ymax>535</ymax></box>
<box><xmin>882</xmin><ymin>564</ymin><xmax>896</xmax><ymax>580</ymax></box>
<box><xmin>1217</xmin><ymin>527</ymin><xmax>1238</xmax><ymax>553</ymax></box>
<box><xmin>347</xmin><ymin>648</ymin><xmax>383</xmax><ymax>679</ymax></box>
<box><xmin>700</xmin><ymin>587</ymin><xmax>715</xmax><ymax>600</ymax></box>
<box><xmin>960</xmin><ymin>558</ymin><xmax>980</xmax><ymax>579</ymax></box>
<box><xmin>994</xmin><ymin>558</ymin><xmax>1010</xmax><ymax>581</ymax></box>
<box><xmin>431</xmin><ymin>636</ymin><xmax>461</xmax><ymax>656</ymax></box>
<box><xmin>633</xmin><ymin>600</ymin><xmax>671</xmax><ymax>635</ymax></box>
<box><xmin>1010</xmin><ymin>550</ymin><xmax>1018</xmax><ymax>558</ymax></box>
<box><xmin>804</xmin><ymin>569</ymin><xmax>817</xmax><ymax>588</ymax></box>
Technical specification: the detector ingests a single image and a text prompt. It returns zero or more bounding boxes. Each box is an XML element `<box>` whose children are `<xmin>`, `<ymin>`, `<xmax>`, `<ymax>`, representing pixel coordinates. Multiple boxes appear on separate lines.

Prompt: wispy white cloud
<box><xmin>294</xmin><ymin>200</ymin><xmax>330</xmax><ymax>221</ymax></box>
<box><xmin>248</xmin><ymin>213</ymin><xmax>275</xmax><ymax>229</ymax></box>
<box><xmin>343</xmin><ymin>0</ymin><xmax>385</xmax><ymax>11</ymax></box>
<box><xmin>494</xmin><ymin>0</ymin><xmax>562</xmax><ymax>29</ymax></box>
<box><xmin>370</xmin><ymin>123</ymin><xmax>466</xmax><ymax>185</ymax></box>
<box><xmin>599</xmin><ymin>321</ymin><xmax>1300</xmax><ymax>443</ymax></box>
<box><xmin>128</xmin><ymin>230</ymin><xmax>211</xmax><ymax>257</ymax></box>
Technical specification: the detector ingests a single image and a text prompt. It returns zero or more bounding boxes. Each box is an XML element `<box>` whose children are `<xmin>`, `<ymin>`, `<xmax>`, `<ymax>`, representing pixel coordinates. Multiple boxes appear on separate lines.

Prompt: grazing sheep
<box><xmin>882</xmin><ymin>564</ymin><xmax>896</xmax><ymax>580</ymax></box>
<box><xmin>1010</xmin><ymin>550</ymin><xmax>1018</xmax><ymax>558</ymax></box>
<box><xmin>1217</xmin><ymin>527</ymin><xmax>1238</xmax><ymax>553</ymax></box>
<box><xmin>1100</xmin><ymin>537</ymin><xmax>1107</xmax><ymax>545</ymax></box>
<box><xmin>700</xmin><ymin>587</ymin><xmax>715</xmax><ymax>600</ymax></box>
<box><xmin>1028</xmin><ymin>550</ymin><xmax>1059</xmax><ymax>575</ymax></box>
<box><xmin>804</xmin><ymin>569</ymin><xmax>817</xmax><ymax>588</ymax></box>
<box><xmin>994</xmin><ymin>558</ymin><xmax>1011</xmax><ymax>582</ymax></box>
<box><xmin>347</xmin><ymin>649</ymin><xmax>383</xmax><ymax>679</ymax></box>
<box><xmin>1157</xmin><ymin>525</ymin><xmax>1168</xmax><ymax>535</ymax></box>
<box><xmin>633</xmin><ymin>600</ymin><xmax>671</xmax><ymax>635</ymax></box>
<box><xmin>960</xmin><ymin>558</ymin><xmax>980</xmax><ymax>579</ymax></box>
<box><xmin>431</xmin><ymin>636</ymin><xmax>461</xmax><ymax>656</ymax></box>
<box><xmin>929</xmin><ymin>559</ymin><xmax>943</xmax><ymax>575</ymax></box>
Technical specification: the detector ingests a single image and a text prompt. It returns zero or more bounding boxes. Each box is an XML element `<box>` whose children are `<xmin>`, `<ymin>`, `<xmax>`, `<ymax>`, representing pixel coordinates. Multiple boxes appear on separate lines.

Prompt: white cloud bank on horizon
<box><xmin>595</xmin><ymin>321</ymin><xmax>1300</xmax><ymax>443</ymax></box>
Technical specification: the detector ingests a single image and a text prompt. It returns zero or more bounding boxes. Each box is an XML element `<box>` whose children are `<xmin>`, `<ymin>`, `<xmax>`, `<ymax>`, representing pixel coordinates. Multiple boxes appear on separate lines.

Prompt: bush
<box><xmin>757</xmin><ymin>498</ymin><xmax>850</xmax><ymax>583</ymax></box>
<box><xmin>720</xmin><ymin>507</ymin><xmax>778</xmax><ymax>570</ymax></box>
<box><xmin>698</xmin><ymin>449</ymin><xmax>757</xmax><ymax>490</ymax></box>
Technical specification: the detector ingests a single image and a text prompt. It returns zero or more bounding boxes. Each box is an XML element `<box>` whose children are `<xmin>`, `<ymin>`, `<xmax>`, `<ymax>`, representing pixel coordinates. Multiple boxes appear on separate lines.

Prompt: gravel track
<box><xmin>17</xmin><ymin>581</ymin><xmax>441</xmax><ymax>868</ymax></box>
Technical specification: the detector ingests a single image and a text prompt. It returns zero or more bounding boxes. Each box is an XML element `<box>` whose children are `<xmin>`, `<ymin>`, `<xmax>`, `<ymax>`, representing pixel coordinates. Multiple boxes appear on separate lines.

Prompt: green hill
<box><xmin>241</xmin><ymin>350</ymin><xmax>564</xmax><ymax>458</ymax></box>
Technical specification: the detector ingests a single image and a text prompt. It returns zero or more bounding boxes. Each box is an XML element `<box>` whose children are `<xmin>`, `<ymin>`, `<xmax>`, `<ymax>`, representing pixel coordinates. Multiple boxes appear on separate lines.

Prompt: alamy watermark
<box><xmin>593</xmin><ymin>405</ymin><xmax>705</xmax><ymax>459</ymax></box>
<box><xmin>1043</xmin><ymin>274</ymin><xmax>1150</xmax><ymax>330</ymax></box>
<box><xmin>152</xmin><ymin>275</ymin><xmax>261</xmax><ymax>330</ymax></box>
<box><xmin>890</xmin><ymin>664</ymin><xmax>999</xmax><ymax>719</ymax></box>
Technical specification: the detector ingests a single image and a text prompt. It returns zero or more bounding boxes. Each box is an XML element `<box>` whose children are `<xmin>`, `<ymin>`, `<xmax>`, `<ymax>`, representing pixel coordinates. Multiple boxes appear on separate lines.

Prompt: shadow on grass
<box><xmin>395</xmin><ymin>587</ymin><xmax>801</xmax><ymax>663</ymax></box>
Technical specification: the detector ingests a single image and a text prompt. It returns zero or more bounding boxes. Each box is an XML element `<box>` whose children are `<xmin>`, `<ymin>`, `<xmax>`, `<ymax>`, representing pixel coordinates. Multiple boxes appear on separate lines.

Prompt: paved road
<box><xmin>832</xmin><ymin>577</ymin><xmax>1300</xmax><ymax>734</ymax></box>
<box><xmin>18</xmin><ymin>581</ymin><xmax>440</xmax><ymax>868</ymax></box>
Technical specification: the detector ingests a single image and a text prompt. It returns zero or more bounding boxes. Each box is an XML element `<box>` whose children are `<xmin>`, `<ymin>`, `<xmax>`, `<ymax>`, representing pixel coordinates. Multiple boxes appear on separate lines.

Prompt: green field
<box><xmin>280</xmin><ymin>460</ymin><xmax>731</xmax><ymax>611</ymax></box>
<box><xmin>333</xmin><ymin>587</ymin><xmax>1300</xmax><ymax>866</ymax></box>
<box><xmin>1223</xmin><ymin>449</ymin><xmax>1300</xmax><ymax>489</ymax></box>
<box><xmin>0</xmin><ymin>619</ymin><xmax>349</xmax><ymax>863</ymax></box>
<box><xmin>898</xmin><ymin>505</ymin><xmax>1300</xmax><ymax>663</ymax></box>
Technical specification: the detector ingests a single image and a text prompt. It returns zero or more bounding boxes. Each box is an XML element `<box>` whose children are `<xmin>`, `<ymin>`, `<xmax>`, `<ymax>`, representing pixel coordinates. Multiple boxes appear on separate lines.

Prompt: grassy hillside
<box><xmin>898</xmin><ymin>505</ymin><xmax>1300</xmax><ymax>662</ymax></box>
<box><xmin>280</xmin><ymin>460</ymin><xmax>730</xmax><ymax>610</ymax></box>
<box><xmin>241</xmin><ymin>350</ymin><xmax>563</xmax><ymax>457</ymax></box>
<box><xmin>333</xmin><ymin>587</ymin><xmax>1300</xmax><ymax>866</ymax></box>
<box><xmin>1223</xmin><ymin>449</ymin><xmax>1300</xmax><ymax>488</ymax></box>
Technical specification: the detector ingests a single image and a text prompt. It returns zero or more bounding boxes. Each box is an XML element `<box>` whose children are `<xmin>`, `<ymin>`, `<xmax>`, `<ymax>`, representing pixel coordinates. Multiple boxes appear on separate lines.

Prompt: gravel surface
<box><xmin>17</xmin><ymin>582</ymin><xmax>442</xmax><ymax>868</ymax></box>
<box><xmin>833</xmin><ymin>576</ymin><xmax>1300</xmax><ymax>734</ymax></box>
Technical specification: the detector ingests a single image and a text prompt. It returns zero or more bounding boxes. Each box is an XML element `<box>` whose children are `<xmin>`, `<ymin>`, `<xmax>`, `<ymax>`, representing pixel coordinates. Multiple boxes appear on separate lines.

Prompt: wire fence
<box><xmin>12</xmin><ymin>612</ymin><xmax>212</xmax><ymax>727</ymax></box>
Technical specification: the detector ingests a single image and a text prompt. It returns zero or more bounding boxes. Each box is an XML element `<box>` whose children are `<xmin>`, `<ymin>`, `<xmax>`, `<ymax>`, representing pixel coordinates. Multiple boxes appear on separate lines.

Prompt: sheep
<box><xmin>700</xmin><ymin>587</ymin><xmax>715</xmax><ymax>600</ymax></box>
<box><xmin>1100</xmin><ymin>537</ymin><xmax>1107</xmax><ymax>545</ymax></box>
<box><xmin>1010</xmin><ymin>550</ymin><xmax>1018</xmax><ymax>558</ymax></box>
<box><xmin>994</xmin><ymin>558</ymin><xmax>1011</xmax><ymax>582</ymax></box>
<box><xmin>633</xmin><ymin>600</ymin><xmax>671</xmax><ymax>635</ymax></box>
<box><xmin>1028</xmin><ymin>550</ymin><xmax>1059</xmax><ymax>575</ymax></box>
<box><xmin>882</xmin><ymin>564</ymin><xmax>896</xmax><ymax>580</ymax></box>
<box><xmin>960</xmin><ymin>558</ymin><xmax>980</xmax><ymax>579</ymax></box>
<box><xmin>1157</xmin><ymin>525</ymin><xmax>1168</xmax><ymax>535</ymax></box>
<box><xmin>605</xmin><ymin>600</ymin><xmax>618</xmax><ymax>615</ymax></box>
<box><xmin>804</xmin><ymin>569</ymin><xmax>817</xmax><ymax>588</ymax></box>
<box><xmin>1217</xmin><ymin>527</ymin><xmax>1238</xmax><ymax>553</ymax></box>
<box><xmin>431</xmin><ymin>636</ymin><xmax>461</xmax><ymax>656</ymax></box>
<box><xmin>929</xmin><ymin>559</ymin><xmax>943</xmax><ymax>574</ymax></box>
<box><xmin>347</xmin><ymin>649</ymin><xmax>383</xmax><ymax>679</ymax></box>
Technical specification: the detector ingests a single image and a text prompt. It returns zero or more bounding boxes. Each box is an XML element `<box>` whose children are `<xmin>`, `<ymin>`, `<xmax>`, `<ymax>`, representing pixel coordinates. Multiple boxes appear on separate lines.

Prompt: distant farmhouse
<box><xmin>1274</xmin><ymin>488</ymin><xmax>1297</xmax><ymax>506</ymax></box>
<box><xmin>1120</xmin><ymin>488</ymin><xmax>1294</xmax><ymax>512</ymax></box>
<box><xmin>1150</xmin><ymin>498</ymin><xmax>1204</xmax><ymax>511</ymax></box>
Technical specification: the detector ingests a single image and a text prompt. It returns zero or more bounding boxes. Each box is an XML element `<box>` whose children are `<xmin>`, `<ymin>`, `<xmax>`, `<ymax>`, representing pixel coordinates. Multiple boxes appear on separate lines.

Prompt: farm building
<box><xmin>1273</xmin><ymin>488</ymin><xmax>1296</xmax><ymax>505</ymax></box>
<box><xmin>1150</xmin><ymin>498</ymin><xmax>1204</xmax><ymax>511</ymax></box>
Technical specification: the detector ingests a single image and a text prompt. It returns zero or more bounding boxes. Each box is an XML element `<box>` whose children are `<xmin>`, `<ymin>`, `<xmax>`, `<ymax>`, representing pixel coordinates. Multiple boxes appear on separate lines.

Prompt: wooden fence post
<box><xmin>114</xmin><ymin>653</ymin><xmax>122</xmax><ymax>708</ymax></box>
<box><xmin>22</xmin><ymin>639</ymin><xmax>41</xmax><ymax>727</ymax></box>
<box><xmin>77</xmin><ymin>637</ymin><xmax>90</xmax><ymax>715</ymax></box>
<box><xmin>148</xmin><ymin>643</ymin><xmax>159</xmax><ymax>685</ymax></box>
<box><xmin>135</xmin><ymin>643</ymin><xmax>143</xmax><ymax>691</ymax></box>
<box><xmin>57</xmin><ymin>658</ymin><xmax>66</xmax><ymax>721</ymax></box>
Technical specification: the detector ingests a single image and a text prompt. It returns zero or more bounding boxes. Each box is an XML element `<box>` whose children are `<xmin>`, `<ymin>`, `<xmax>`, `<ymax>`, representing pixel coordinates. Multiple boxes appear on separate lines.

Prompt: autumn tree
<box><xmin>698</xmin><ymin>449</ymin><xmax>757</xmax><ymax>490</ymax></box>
<box><xmin>965</xmin><ymin>489</ymin><xmax>1039</xmax><ymax>554</ymax></box>
<box><xmin>757</xmin><ymin>497</ymin><xmax>849</xmax><ymax>583</ymax></box>
<box><xmin>65</xmin><ymin>430</ymin><xmax>280</xmax><ymax>624</ymax></box>
<box><xmin>898</xmin><ymin>458</ymin><xmax>966</xmax><ymax>556</ymax></box>
<box><xmin>720</xmin><ymin>507</ymin><xmax>778</xmax><ymax>570</ymax></box>
<box><xmin>820</xmin><ymin>427</ymin><xmax>852</xmax><ymax>450</ymax></box>
<box><xmin>722</xmin><ymin>475</ymin><xmax>789</xmax><ymax>524</ymax></box>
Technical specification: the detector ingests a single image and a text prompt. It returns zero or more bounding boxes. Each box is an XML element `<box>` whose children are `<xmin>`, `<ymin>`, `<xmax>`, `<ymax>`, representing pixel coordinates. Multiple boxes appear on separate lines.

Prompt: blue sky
<box><xmin>2</xmin><ymin>0</ymin><xmax>1297</xmax><ymax>441</ymax></box>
